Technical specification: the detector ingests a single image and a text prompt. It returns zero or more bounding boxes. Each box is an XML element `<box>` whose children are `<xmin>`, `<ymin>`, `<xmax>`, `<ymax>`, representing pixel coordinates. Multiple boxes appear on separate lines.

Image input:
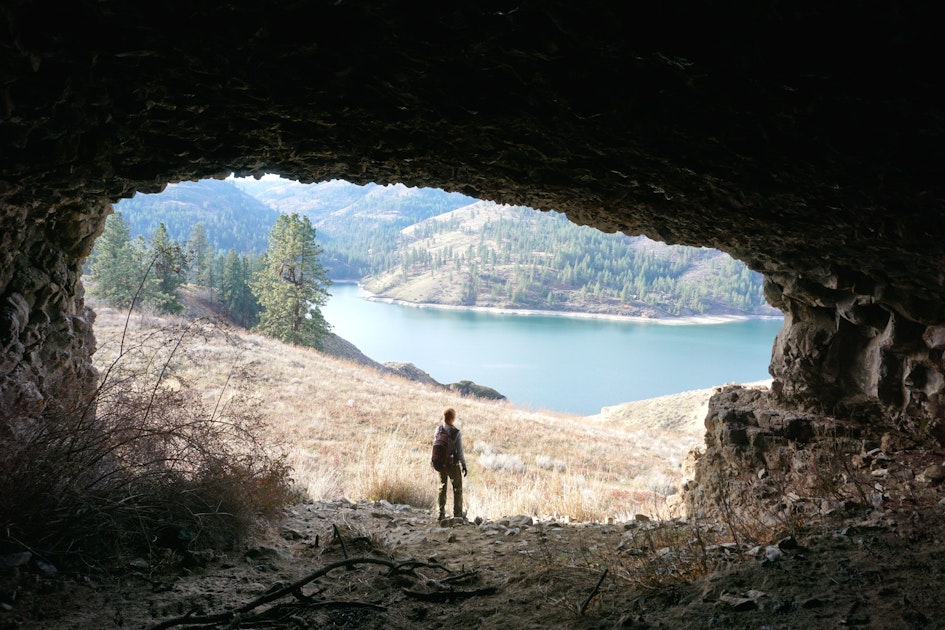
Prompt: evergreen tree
<box><xmin>220</xmin><ymin>249</ymin><xmax>260</xmax><ymax>328</ymax></box>
<box><xmin>140</xmin><ymin>222</ymin><xmax>186</xmax><ymax>313</ymax></box>
<box><xmin>186</xmin><ymin>222</ymin><xmax>214</xmax><ymax>289</ymax></box>
<box><xmin>87</xmin><ymin>212</ymin><xmax>141</xmax><ymax>308</ymax></box>
<box><xmin>251</xmin><ymin>213</ymin><xmax>332</xmax><ymax>346</ymax></box>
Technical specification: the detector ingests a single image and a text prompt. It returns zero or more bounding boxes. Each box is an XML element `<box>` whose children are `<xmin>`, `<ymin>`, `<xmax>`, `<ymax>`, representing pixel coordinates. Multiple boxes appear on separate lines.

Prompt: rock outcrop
<box><xmin>2</xmin><ymin>3</ymin><xmax>943</xmax><ymax>512</ymax></box>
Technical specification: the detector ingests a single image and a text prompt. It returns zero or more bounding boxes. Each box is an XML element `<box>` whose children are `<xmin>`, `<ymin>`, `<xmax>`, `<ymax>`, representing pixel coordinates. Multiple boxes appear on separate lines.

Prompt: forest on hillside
<box><xmin>362</xmin><ymin>203</ymin><xmax>775</xmax><ymax>318</ymax></box>
<box><xmin>109</xmin><ymin>177</ymin><xmax>779</xmax><ymax>319</ymax></box>
<box><xmin>117</xmin><ymin>179</ymin><xmax>279</xmax><ymax>254</ymax></box>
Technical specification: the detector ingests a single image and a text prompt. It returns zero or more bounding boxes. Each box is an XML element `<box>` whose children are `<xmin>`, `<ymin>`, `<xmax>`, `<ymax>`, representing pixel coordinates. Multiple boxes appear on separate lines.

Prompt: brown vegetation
<box><xmin>0</xmin><ymin>307</ymin><xmax>291</xmax><ymax>571</ymax></box>
<box><xmin>89</xmin><ymin>302</ymin><xmax>704</xmax><ymax>524</ymax></box>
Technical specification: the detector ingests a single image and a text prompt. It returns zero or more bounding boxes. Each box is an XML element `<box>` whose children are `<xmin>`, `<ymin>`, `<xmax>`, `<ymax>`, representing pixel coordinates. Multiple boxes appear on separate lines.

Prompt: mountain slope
<box><xmin>232</xmin><ymin>175</ymin><xmax>476</xmax><ymax>278</ymax></box>
<box><xmin>232</xmin><ymin>175</ymin><xmax>474</xmax><ymax>233</ymax></box>
<box><xmin>115</xmin><ymin>179</ymin><xmax>279</xmax><ymax>253</ymax></box>
<box><xmin>362</xmin><ymin>201</ymin><xmax>779</xmax><ymax>318</ymax></box>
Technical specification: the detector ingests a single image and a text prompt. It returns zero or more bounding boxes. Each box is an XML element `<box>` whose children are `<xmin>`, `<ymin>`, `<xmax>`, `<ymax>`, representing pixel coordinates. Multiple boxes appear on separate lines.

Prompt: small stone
<box><xmin>720</xmin><ymin>594</ymin><xmax>758</xmax><ymax>611</ymax></box>
<box><xmin>279</xmin><ymin>526</ymin><xmax>305</xmax><ymax>540</ymax></box>
<box><xmin>129</xmin><ymin>557</ymin><xmax>149</xmax><ymax>569</ymax></box>
<box><xmin>634</xmin><ymin>514</ymin><xmax>651</xmax><ymax>523</ymax></box>
<box><xmin>777</xmin><ymin>536</ymin><xmax>799</xmax><ymax>550</ymax></box>
<box><xmin>35</xmin><ymin>558</ymin><xmax>58</xmax><ymax>574</ymax></box>
<box><xmin>0</xmin><ymin>552</ymin><xmax>31</xmax><ymax>570</ymax></box>
<box><xmin>917</xmin><ymin>464</ymin><xmax>945</xmax><ymax>484</ymax></box>
<box><xmin>244</xmin><ymin>546</ymin><xmax>282</xmax><ymax>562</ymax></box>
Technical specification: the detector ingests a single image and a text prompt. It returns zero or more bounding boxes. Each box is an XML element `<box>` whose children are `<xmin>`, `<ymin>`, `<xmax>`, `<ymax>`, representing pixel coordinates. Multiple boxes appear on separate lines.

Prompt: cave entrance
<box><xmin>90</xmin><ymin>174</ymin><xmax>781</xmax><ymax>416</ymax></box>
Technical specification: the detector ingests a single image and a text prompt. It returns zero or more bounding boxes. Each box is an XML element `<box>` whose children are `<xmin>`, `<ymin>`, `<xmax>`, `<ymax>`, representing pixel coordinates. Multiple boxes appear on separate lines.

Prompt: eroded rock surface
<box><xmin>1</xmin><ymin>5</ymin><xmax>943</xmax><ymax>454</ymax></box>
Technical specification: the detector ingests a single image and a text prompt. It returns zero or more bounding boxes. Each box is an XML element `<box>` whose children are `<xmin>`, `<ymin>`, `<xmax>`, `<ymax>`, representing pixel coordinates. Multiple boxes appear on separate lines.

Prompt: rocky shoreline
<box><xmin>358</xmin><ymin>286</ymin><xmax>783</xmax><ymax>326</ymax></box>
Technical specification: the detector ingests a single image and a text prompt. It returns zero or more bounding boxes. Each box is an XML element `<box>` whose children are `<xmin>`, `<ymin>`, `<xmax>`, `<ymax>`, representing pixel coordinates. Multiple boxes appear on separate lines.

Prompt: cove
<box><xmin>322</xmin><ymin>283</ymin><xmax>783</xmax><ymax>416</ymax></box>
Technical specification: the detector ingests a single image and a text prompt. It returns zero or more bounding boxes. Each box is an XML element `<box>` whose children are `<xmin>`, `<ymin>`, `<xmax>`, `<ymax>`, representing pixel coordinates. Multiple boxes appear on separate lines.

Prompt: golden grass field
<box><xmin>88</xmin><ymin>301</ymin><xmax>738</xmax><ymax>524</ymax></box>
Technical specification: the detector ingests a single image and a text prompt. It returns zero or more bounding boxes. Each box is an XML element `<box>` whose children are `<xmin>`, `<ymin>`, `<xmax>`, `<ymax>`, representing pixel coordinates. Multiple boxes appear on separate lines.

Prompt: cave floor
<box><xmin>3</xmin><ymin>468</ymin><xmax>944</xmax><ymax>630</ymax></box>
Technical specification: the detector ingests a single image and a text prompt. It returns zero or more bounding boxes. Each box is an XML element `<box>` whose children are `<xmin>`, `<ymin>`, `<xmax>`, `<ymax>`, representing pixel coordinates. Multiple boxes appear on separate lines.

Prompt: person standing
<box><xmin>434</xmin><ymin>407</ymin><xmax>467</xmax><ymax>521</ymax></box>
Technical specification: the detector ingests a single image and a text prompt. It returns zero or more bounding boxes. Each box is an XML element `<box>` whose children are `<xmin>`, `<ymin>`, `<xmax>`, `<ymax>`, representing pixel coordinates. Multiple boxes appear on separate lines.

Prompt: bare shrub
<box><xmin>0</xmin><ymin>316</ymin><xmax>290</xmax><ymax>567</ymax></box>
<box><xmin>479</xmin><ymin>452</ymin><xmax>527</xmax><ymax>472</ymax></box>
<box><xmin>536</xmin><ymin>454</ymin><xmax>568</xmax><ymax>472</ymax></box>
<box><xmin>614</xmin><ymin>519</ymin><xmax>736</xmax><ymax>591</ymax></box>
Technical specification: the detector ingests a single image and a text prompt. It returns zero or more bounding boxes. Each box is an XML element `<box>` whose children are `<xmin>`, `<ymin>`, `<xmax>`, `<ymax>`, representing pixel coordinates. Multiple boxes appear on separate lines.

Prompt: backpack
<box><xmin>431</xmin><ymin>425</ymin><xmax>455</xmax><ymax>472</ymax></box>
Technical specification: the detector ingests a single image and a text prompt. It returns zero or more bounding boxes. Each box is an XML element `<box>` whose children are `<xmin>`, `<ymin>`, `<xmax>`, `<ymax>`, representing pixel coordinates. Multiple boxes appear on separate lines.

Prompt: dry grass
<box><xmin>0</xmin><ymin>306</ymin><xmax>291</xmax><ymax>566</ymax></box>
<box><xmin>90</xmin><ymin>304</ymin><xmax>709</xmax><ymax>524</ymax></box>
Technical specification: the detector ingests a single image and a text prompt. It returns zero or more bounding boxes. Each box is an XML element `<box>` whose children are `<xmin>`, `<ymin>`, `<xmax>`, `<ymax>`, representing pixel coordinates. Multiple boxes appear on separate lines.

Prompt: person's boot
<box><xmin>437</xmin><ymin>509</ymin><xmax>445</xmax><ymax>521</ymax></box>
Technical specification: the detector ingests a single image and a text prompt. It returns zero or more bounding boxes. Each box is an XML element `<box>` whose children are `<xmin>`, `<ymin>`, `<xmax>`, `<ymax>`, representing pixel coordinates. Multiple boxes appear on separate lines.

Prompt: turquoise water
<box><xmin>322</xmin><ymin>283</ymin><xmax>783</xmax><ymax>415</ymax></box>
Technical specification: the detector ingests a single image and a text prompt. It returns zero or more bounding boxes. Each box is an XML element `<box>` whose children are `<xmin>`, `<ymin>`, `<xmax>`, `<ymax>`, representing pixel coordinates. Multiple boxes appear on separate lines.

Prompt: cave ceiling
<box><xmin>1</xmin><ymin>1</ymin><xmax>944</xmax><ymax>420</ymax></box>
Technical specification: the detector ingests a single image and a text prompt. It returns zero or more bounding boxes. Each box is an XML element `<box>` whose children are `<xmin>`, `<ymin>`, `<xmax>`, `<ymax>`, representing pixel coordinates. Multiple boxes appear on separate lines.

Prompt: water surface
<box><xmin>322</xmin><ymin>283</ymin><xmax>782</xmax><ymax>415</ymax></box>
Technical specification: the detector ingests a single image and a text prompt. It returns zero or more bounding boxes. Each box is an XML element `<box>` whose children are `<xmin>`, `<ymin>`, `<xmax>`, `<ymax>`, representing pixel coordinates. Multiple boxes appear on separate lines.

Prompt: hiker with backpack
<box><xmin>431</xmin><ymin>407</ymin><xmax>467</xmax><ymax>521</ymax></box>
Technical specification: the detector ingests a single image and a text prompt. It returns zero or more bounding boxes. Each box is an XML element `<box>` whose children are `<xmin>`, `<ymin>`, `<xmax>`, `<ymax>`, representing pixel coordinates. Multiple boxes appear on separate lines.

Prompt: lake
<box><xmin>322</xmin><ymin>283</ymin><xmax>783</xmax><ymax>416</ymax></box>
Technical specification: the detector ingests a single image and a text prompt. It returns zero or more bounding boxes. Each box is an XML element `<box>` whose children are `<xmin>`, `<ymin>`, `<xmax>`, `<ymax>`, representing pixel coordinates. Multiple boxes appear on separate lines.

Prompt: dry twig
<box><xmin>579</xmin><ymin>568</ymin><xmax>608</xmax><ymax>615</ymax></box>
<box><xmin>150</xmin><ymin>556</ymin><xmax>447</xmax><ymax>629</ymax></box>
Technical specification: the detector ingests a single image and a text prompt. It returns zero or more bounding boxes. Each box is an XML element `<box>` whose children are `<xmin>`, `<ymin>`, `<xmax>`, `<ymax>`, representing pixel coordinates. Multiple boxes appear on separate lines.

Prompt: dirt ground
<box><xmin>3</xmin><ymin>477</ymin><xmax>945</xmax><ymax>630</ymax></box>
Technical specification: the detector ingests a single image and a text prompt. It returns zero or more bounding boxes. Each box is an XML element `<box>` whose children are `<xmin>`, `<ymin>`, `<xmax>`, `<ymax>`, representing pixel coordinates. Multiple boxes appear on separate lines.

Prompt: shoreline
<box><xmin>353</xmin><ymin>286</ymin><xmax>783</xmax><ymax>326</ymax></box>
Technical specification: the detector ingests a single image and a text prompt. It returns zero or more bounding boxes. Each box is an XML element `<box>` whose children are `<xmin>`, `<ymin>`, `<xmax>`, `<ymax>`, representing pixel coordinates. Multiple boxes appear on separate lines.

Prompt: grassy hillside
<box><xmin>89</xmin><ymin>300</ymin><xmax>726</xmax><ymax>522</ymax></box>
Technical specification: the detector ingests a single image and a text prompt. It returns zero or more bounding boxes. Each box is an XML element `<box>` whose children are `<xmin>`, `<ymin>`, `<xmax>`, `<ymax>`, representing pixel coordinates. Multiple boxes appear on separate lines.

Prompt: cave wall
<box><xmin>2</xmin><ymin>2</ymin><xmax>945</xmax><ymax>438</ymax></box>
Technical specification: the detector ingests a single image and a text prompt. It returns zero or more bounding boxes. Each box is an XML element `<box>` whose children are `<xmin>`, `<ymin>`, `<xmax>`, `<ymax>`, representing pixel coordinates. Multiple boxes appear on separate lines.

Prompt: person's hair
<box><xmin>443</xmin><ymin>408</ymin><xmax>456</xmax><ymax>424</ymax></box>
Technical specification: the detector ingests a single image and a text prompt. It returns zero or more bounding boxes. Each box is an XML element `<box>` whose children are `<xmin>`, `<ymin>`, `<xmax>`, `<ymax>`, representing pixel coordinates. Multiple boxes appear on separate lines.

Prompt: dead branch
<box><xmin>441</xmin><ymin>570</ymin><xmax>480</xmax><ymax>585</ymax></box>
<box><xmin>150</xmin><ymin>556</ymin><xmax>444</xmax><ymax>629</ymax></box>
<box><xmin>402</xmin><ymin>586</ymin><xmax>499</xmax><ymax>602</ymax></box>
<box><xmin>333</xmin><ymin>523</ymin><xmax>350</xmax><ymax>561</ymax></box>
<box><xmin>579</xmin><ymin>568</ymin><xmax>608</xmax><ymax>615</ymax></box>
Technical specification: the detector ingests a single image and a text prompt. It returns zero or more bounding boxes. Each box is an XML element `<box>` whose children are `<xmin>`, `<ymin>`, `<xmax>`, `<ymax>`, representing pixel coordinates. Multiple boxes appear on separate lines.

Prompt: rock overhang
<box><xmin>1</xmin><ymin>1</ymin><xmax>944</xmax><ymax>428</ymax></box>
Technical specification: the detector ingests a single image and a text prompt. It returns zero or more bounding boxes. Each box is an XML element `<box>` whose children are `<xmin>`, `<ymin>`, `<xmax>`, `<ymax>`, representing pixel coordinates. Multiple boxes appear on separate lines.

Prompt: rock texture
<box><xmin>1</xmin><ymin>4</ymin><xmax>943</xmax><ymax>487</ymax></box>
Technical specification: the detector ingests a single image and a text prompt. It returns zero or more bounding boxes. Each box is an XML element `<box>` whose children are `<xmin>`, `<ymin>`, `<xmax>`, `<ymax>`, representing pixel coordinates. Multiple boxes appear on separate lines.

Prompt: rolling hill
<box><xmin>361</xmin><ymin>201</ymin><xmax>779</xmax><ymax>319</ymax></box>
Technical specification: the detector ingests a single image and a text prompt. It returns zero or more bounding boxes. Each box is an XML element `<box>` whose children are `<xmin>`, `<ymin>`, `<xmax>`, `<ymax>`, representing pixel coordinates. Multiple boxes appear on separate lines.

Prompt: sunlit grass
<box><xmin>90</xmin><ymin>303</ymin><xmax>705</xmax><ymax>523</ymax></box>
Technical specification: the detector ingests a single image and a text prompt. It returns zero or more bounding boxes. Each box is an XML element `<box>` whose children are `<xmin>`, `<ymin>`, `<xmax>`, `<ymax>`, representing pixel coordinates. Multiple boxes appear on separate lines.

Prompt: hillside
<box><xmin>231</xmin><ymin>175</ymin><xmax>475</xmax><ymax>232</ymax></box>
<box><xmin>362</xmin><ymin>201</ymin><xmax>779</xmax><ymax>319</ymax></box>
<box><xmin>115</xmin><ymin>179</ymin><xmax>279</xmax><ymax>253</ymax></box>
<box><xmin>232</xmin><ymin>176</ymin><xmax>476</xmax><ymax>278</ymax></box>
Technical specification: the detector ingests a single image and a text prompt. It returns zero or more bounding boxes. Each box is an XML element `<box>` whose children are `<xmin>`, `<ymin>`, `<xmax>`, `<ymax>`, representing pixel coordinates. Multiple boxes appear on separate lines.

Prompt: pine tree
<box><xmin>140</xmin><ymin>222</ymin><xmax>186</xmax><ymax>313</ymax></box>
<box><xmin>220</xmin><ymin>249</ymin><xmax>260</xmax><ymax>328</ymax></box>
<box><xmin>186</xmin><ymin>222</ymin><xmax>214</xmax><ymax>290</ymax></box>
<box><xmin>251</xmin><ymin>213</ymin><xmax>332</xmax><ymax>346</ymax></box>
<box><xmin>87</xmin><ymin>212</ymin><xmax>141</xmax><ymax>308</ymax></box>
